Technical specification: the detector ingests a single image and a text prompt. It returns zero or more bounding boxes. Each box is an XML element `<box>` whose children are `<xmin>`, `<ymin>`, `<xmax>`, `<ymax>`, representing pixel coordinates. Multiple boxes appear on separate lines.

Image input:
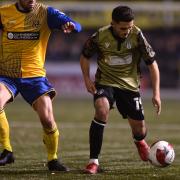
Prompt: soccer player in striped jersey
<box><xmin>0</xmin><ymin>0</ymin><xmax>81</xmax><ymax>171</ymax></box>
<box><xmin>80</xmin><ymin>6</ymin><xmax>161</xmax><ymax>174</ymax></box>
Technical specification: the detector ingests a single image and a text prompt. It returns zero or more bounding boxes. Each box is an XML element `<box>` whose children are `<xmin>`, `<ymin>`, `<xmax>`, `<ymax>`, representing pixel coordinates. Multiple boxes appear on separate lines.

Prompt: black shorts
<box><xmin>94</xmin><ymin>84</ymin><xmax>144</xmax><ymax>120</ymax></box>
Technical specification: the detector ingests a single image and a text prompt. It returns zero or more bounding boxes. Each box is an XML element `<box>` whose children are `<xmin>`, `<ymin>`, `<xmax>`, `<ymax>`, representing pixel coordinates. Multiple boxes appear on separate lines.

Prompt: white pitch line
<box><xmin>9</xmin><ymin>122</ymin><xmax>180</xmax><ymax>130</ymax></box>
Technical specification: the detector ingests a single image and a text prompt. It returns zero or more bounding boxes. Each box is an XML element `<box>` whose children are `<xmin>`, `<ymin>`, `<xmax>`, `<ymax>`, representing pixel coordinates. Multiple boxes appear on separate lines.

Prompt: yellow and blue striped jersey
<box><xmin>0</xmin><ymin>3</ymin><xmax>81</xmax><ymax>78</ymax></box>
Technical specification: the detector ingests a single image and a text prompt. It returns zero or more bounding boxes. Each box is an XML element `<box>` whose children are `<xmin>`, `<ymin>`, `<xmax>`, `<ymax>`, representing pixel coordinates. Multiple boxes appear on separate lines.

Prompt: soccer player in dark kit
<box><xmin>80</xmin><ymin>5</ymin><xmax>161</xmax><ymax>174</ymax></box>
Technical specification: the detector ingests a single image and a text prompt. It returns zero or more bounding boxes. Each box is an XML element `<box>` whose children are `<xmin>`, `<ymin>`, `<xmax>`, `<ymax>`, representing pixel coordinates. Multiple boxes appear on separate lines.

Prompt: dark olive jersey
<box><xmin>82</xmin><ymin>25</ymin><xmax>156</xmax><ymax>91</ymax></box>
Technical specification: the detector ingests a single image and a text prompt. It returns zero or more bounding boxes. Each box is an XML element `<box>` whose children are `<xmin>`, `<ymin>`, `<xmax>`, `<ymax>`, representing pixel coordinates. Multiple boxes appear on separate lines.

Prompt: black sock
<box><xmin>133</xmin><ymin>131</ymin><xmax>147</xmax><ymax>141</ymax></box>
<box><xmin>89</xmin><ymin>118</ymin><xmax>106</xmax><ymax>159</ymax></box>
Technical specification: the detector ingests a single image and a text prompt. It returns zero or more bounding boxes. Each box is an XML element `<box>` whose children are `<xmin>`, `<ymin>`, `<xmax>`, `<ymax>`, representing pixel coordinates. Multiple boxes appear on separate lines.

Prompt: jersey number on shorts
<box><xmin>133</xmin><ymin>97</ymin><xmax>144</xmax><ymax>114</ymax></box>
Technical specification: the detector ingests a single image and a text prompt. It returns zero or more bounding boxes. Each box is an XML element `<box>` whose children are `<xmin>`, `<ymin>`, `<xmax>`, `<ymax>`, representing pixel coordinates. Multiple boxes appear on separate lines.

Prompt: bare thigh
<box><xmin>0</xmin><ymin>83</ymin><xmax>12</xmax><ymax>108</ymax></box>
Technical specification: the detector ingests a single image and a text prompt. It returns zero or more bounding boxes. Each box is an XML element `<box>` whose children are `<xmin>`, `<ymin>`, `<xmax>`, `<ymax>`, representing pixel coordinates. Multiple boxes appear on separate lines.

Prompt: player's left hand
<box><xmin>152</xmin><ymin>96</ymin><xmax>161</xmax><ymax>115</ymax></box>
<box><xmin>62</xmin><ymin>22</ymin><xmax>75</xmax><ymax>33</ymax></box>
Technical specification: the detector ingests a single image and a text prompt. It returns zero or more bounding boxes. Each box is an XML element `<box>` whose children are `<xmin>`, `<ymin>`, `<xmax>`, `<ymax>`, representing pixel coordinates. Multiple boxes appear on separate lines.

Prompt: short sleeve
<box><xmin>138</xmin><ymin>31</ymin><xmax>156</xmax><ymax>65</ymax></box>
<box><xmin>82</xmin><ymin>32</ymin><xmax>99</xmax><ymax>58</ymax></box>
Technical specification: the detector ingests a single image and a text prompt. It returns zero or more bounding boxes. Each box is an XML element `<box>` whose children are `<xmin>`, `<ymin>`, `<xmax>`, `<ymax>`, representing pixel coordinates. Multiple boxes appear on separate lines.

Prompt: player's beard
<box><xmin>113</xmin><ymin>30</ymin><xmax>127</xmax><ymax>40</ymax></box>
<box><xmin>19</xmin><ymin>0</ymin><xmax>36</xmax><ymax>12</ymax></box>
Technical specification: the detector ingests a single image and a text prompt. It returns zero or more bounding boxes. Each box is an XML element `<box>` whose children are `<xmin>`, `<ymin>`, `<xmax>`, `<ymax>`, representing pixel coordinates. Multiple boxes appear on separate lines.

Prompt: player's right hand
<box><xmin>84</xmin><ymin>78</ymin><xmax>97</xmax><ymax>95</ymax></box>
<box><xmin>62</xmin><ymin>22</ymin><xmax>75</xmax><ymax>33</ymax></box>
<box><xmin>152</xmin><ymin>96</ymin><xmax>161</xmax><ymax>115</ymax></box>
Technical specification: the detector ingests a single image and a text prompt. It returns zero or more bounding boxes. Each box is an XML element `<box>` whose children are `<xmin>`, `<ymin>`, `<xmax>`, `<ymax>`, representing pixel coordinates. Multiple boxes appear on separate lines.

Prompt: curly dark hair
<box><xmin>112</xmin><ymin>6</ymin><xmax>134</xmax><ymax>22</ymax></box>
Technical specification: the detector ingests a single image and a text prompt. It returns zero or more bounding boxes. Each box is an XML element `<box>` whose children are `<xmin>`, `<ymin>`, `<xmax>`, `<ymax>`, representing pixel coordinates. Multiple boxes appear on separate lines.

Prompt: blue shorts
<box><xmin>0</xmin><ymin>76</ymin><xmax>56</xmax><ymax>106</ymax></box>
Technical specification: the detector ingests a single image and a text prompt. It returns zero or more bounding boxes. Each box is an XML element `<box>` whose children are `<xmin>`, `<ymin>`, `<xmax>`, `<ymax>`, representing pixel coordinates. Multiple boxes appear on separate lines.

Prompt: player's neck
<box><xmin>15</xmin><ymin>2</ymin><xmax>31</xmax><ymax>13</ymax></box>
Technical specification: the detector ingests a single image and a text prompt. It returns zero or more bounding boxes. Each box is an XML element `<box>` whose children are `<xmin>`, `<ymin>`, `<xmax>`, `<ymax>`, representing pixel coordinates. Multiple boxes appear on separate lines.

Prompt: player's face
<box><xmin>111</xmin><ymin>20</ymin><xmax>134</xmax><ymax>39</ymax></box>
<box><xmin>18</xmin><ymin>0</ymin><xmax>36</xmax><ymax>12</ymax></box>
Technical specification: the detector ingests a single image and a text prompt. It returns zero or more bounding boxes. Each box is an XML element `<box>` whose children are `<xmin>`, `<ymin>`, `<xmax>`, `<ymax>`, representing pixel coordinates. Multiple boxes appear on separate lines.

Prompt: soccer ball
<box><xmin>149</xmin><ymin>140</ymin><xmax>175</xmax><ymax>167</ymax></box>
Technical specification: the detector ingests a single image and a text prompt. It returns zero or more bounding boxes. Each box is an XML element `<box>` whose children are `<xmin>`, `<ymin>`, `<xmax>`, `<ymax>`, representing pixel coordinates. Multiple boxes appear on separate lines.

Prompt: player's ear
<box><xmin>111</xmin><ymin>20</ymin><xmax>115</xmax><ymax>27</ymax></box>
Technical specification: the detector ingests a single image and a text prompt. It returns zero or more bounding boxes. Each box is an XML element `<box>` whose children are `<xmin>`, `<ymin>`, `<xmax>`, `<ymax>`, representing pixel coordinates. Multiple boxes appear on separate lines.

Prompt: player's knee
<box><xmin>95</xmin><ymin>108</ymin><xmax>109</xmax><ymax>122</ymax></box>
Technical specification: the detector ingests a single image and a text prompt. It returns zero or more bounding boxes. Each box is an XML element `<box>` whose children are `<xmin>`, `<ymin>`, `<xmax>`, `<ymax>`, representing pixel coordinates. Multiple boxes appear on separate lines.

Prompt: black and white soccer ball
<box><xmin>149</xmin><ymin>140</ymin><xmax>175</xmax><ymax>167</ymax></box>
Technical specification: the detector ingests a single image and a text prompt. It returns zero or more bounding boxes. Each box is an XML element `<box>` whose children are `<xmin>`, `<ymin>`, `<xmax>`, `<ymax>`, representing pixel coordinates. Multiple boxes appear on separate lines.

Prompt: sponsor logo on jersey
<box><xmin>7</xmin><ymin>32</ymin><xmax>40</xmax><ymax>40</ymax></box>
<box><xmin>107</xmin><ymin>55</ymin><xmax>132</xmax><ymax>65</ymax></box>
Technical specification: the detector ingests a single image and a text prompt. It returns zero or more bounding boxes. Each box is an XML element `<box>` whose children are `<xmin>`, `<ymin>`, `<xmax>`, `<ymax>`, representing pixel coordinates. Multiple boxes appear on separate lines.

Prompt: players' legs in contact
<box><xmin>33</xmin><ymin>95</ymin><xmax>69</xmax><ymax>172</ymax></box>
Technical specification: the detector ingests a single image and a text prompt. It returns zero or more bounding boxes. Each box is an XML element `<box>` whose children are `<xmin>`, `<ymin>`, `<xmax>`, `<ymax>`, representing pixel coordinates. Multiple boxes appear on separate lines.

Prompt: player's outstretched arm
<box><xmin>47</xmin><ymin>7</ymin><xmax>82</xmax><ymax>33</ymax></box>
<box><xmin>148</xmin><ymin>61</ymin><xmax>161</xmax><ymax>115</ymax></box>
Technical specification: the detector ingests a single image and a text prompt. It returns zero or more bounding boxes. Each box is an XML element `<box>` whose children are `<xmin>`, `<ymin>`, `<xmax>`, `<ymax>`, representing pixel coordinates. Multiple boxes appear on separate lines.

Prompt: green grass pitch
<box><xmin>0</xmin><ymin>98</ymin><xmax>179</xmax><ymax>180</ymax></box>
